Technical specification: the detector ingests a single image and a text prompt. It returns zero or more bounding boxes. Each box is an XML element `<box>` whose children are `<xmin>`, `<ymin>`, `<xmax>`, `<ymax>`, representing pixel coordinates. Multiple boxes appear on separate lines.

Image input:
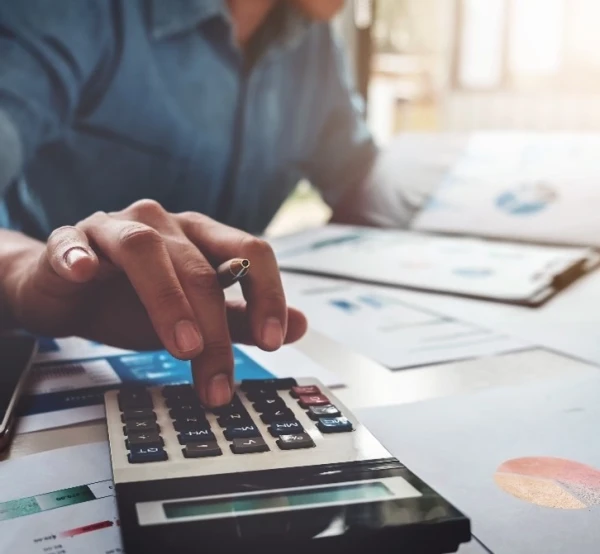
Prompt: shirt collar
<box><xmin>149</xmin><ymin>0</ymin><xmax>311</xmax><ymax>50</ymax></box>
<box><xmin>150</xmin><ymin>0</ymin><xmax>227</xmax><ymax>40</ymax></box>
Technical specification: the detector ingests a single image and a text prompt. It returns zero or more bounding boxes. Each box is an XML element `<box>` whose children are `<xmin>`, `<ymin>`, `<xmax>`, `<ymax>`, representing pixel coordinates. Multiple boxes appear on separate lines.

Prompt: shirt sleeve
<box><xmin>303</xmin><ymin>24</ymin><xmax>379</xmax><ymax>209</ymax></box>
<box><xmin>0</xmin><ymin>0</ymin><xmax>113</xmax><ymax>195</ymax></box>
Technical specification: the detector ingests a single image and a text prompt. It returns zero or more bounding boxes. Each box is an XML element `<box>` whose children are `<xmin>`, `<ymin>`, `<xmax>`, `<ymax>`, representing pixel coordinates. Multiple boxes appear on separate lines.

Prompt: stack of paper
<box><xmin>0</xmin><ymin>442</ymin><xmax>120</xmax><ymax>554</ymax></box>
<box><xmin>273</xmin><ymin>224</ymin><xmax>597</xmax><ymax>306</ymax></box>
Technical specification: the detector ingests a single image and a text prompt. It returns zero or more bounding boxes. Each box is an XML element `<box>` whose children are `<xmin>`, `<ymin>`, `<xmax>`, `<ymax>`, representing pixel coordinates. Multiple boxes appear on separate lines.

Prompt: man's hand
<box><xmin>4</xmin><ymin>200</ymin><xmax>307</xmax><ymax>407</ymax></box>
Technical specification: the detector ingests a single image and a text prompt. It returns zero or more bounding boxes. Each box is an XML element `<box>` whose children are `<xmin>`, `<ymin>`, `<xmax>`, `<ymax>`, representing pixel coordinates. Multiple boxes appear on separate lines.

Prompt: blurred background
<box><xmin>267</xmin><ymin>0</ymin><xmax>600</xmax><ymax>236</ymax></box>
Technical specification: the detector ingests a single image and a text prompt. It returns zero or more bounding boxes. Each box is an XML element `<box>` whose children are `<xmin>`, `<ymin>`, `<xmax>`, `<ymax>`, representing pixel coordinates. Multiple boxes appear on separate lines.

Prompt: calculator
<box><xmin>104</xmin><ymin>378</ymin><xmax>471</xmax><ymax>554</ymax></box>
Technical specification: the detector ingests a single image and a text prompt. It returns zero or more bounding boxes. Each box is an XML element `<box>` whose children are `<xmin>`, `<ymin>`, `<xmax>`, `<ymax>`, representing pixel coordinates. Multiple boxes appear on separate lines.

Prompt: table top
<box><xmin>7</xmin><ymin>327</ymin><xmax>598</xmax><ymax>462</ymax></box>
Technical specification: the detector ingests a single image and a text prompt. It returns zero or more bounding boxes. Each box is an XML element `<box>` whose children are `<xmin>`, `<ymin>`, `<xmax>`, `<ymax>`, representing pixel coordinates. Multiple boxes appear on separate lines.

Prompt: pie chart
<box><xmin>495</xmin><ymin>182</ymin><xmax>558</xmax><ymax>215</ymax></box>
<box><xmin>494</xmin><ymin>457</ymin><xmax>600</xmax><ymax>509</ymax></box>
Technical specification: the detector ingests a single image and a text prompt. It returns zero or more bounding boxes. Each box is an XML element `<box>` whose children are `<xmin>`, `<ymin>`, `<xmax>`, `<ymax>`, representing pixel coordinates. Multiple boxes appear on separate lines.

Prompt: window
<box><xmin>454</xmin><ymin>0</ymin><xmax>600</xmax><ymax>93</ymax></box>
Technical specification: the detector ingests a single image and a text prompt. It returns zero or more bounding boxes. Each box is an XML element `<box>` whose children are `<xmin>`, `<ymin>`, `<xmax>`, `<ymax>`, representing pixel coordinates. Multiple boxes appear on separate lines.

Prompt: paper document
<box><xmin>18</xmin><ymin>337</ymin><xmax>342</xmax><ymax>434</ymax></box>
<box><xmin>0</xmin><ymin>442</ymin><xmax>121</xmax><ymax>553</ymax></box>
<box><xmin>412</xmin><ymin>131</ymin><xmax>600</xmax><ymax>247</ymax></box>
<box><xmin>282</xmin><ymin>273</ymin><xmax>530</xmax><ymax>369</ymax></box>
<box><xmin>359</xmin><ymin>371</ymin><xmax>600</xmax><ymax>553</ymax></box>
<box><xmin>376</xmin><ymin>270</ymin><xmax>600</xmax><ymax>369</ymax></box>
<box><xmin>273</xmin><ymin>224</ymin><xmax>594</xmax><ymax>305</ymax></box>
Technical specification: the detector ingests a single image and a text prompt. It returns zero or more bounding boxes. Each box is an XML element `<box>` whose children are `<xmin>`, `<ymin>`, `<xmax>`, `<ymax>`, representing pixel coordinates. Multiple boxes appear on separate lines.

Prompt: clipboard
<box><xmin>273</xmin><ymin>225</ymin><xmax>600</xmax><ymax>307</ymax></box>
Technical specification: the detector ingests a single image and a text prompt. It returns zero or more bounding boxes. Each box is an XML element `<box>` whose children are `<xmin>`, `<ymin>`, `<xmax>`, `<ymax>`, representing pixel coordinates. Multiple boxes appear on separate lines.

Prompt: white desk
<box><xmin>7</xmin><ymin>328</ymin><xmax>598</xmax><ymax>462</ymax></box>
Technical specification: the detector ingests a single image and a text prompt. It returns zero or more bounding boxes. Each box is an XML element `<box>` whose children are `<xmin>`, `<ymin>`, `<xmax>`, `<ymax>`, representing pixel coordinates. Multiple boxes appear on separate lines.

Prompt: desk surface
<box><xmin>8</xmin><ymin>328</ymin><xmax>599</xmax><ymax>461</ymax></box>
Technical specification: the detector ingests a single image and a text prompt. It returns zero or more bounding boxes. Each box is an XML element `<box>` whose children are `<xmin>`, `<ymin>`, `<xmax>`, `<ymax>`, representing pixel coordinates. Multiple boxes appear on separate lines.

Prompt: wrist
<box><xmin>0</xmin><ymin>236</ymin><xmax>44</xmax><ymax>330</ymax></box>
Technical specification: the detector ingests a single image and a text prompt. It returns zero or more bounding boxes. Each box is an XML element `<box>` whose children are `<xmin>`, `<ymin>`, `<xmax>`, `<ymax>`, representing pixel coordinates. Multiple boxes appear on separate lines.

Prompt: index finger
<box><xmin>179</xmin><ymin>213</ymin><xmax>287</xmax><ymax>352</ymax></box>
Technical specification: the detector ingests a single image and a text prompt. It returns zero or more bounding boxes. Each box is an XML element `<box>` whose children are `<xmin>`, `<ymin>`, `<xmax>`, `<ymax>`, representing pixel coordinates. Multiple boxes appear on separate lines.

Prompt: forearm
<box><xmin>330</xmin><ymin>151</ymin><xmax>425</xmax><ymax>229</ymax></box>
<box><xmin>331</xmin><ymin>135</ymin><xmax>469</xmax><ymax>228</ymax></box>
<box><xmin>0</xmin><ymin>229</ymin><xmax>43</xmax><ymax>330</ymax></box>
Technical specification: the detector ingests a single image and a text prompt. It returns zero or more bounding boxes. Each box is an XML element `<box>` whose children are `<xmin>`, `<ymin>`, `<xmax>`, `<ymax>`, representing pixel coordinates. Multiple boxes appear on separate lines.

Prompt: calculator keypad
<box><xmin>293</xmin><ymin>385</ymin><xmax>354</xmax><ymax>435</ymax></box>
<box><xmin>118</xmin><ymin>388</ymin><xmax>169</xmax><ymax>464</ymax></box>
<box><xmin>114</xmin><ymin>378</ymin><xmax>355</xmax><ymax>467</ymax></box>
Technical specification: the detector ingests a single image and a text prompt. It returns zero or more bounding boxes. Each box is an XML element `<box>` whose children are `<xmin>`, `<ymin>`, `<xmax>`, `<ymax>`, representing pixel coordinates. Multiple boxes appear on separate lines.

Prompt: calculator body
<box><xmin>104</xmin><ymin>378</ymin><xmax>470</xmax><ymax>554</ymax></box>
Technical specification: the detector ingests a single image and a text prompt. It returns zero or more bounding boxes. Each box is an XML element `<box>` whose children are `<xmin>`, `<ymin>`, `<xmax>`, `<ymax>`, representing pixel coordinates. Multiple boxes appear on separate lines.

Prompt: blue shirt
<box><xmin>0</xmin><ymin>0</ymin><xmax>377</xmax><ymax>240</ymax></box>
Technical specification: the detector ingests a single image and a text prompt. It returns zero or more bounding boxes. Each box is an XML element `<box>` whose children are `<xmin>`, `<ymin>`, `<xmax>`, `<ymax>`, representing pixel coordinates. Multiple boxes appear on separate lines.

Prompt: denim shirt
<box><xmin>0</xmin><ymin>0</ymin><xmax>376</xmax><ymax>239</ymax></box>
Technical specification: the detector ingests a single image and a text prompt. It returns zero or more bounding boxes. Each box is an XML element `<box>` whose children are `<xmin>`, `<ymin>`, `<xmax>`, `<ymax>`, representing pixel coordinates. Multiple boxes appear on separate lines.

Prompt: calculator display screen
<box><xmin>163</xmin><ymin>482</ymin><xmax>391</xmax><ymax>520</ymax></box>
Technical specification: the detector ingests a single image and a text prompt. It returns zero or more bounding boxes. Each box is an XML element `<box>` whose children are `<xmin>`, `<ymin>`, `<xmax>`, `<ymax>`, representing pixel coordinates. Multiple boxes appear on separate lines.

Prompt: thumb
<box><xmin>44</xmin><ymin>225</ymin><xmax>99</xmax><ymax>285</ymax></box>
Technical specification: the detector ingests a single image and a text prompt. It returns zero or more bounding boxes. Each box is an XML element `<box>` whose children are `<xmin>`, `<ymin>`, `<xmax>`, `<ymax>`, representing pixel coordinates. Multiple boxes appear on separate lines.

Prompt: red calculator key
<box><xmin>298</xmin><ymin>394</ymin><xmax>330</xmax><ymax>408</ymax></box>
<box><xmin>291</xmin><ymin>385</ymin><xmax>321</xmax><ymax>398</ymax></box>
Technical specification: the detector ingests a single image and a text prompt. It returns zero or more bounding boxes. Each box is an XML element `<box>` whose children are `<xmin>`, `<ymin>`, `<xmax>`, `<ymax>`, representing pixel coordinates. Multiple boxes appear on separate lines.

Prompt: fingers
<box><xmin>79</xmin><ymin>213</ymin><xmax>204</xmax><ymax>361</ymax></box>
<box><xmin>46</xmin><ymin>226</ymin><xmax>99</xmax><ymax>283</ymax></box>
<box><xmin>166</xmin><ymin>240</ymin><xmax>234</xmax><ymax>408</ymax></box>
<box><xmin>226</xmin><ymin>300</ymin><xmax>308</xmax><ymax>345</ymax></box>
<box><xmin>179</xmin><ymin>213</ymin><xmax>288</xmax><ymax>352</ymax></box>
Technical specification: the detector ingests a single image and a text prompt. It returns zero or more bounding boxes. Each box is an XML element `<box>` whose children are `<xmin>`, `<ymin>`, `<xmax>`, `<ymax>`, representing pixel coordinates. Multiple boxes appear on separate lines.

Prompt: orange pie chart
<box><xmin>494</xmin><ymin>457</ymin><xmax>600</xmax><ymax>509</ymax></box>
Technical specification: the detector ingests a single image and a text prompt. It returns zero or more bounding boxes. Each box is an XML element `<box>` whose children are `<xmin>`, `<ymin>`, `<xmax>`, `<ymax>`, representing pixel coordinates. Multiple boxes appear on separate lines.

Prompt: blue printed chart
<box><xmin>17</xmin><ymin>337</ymin><xmax>273</xmax><ymax>434</ymax></box>
<box><xmin>281</xmin><ymin>272</ymin><xmax>530</xmax><ymax>370</ymax></box>
<box><xmin>412</xmin><ymin>131</ymin><xmax>600</xmax><ymax>247</ymax></box>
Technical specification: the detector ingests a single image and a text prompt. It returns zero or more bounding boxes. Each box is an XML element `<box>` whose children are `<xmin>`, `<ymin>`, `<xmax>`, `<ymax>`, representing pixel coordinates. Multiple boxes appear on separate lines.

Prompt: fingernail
<box><xmin>65</xmin><ymin>248</ymin><xmax>89</xmax><ymax>268</ymax></box>
<box><xmin>262</xmin><ymin>317</ymin><xmax>283</xmax><ymax>350</ymax></box>
<box><xmin>175</xmin><ymin>320</ymin><xmax>203</xmax><ymax>353</ymax></box>
<box><xmin>208</xmin><ymin>373</ymin><xmax>232</xmax><ymax>407</ymax></box>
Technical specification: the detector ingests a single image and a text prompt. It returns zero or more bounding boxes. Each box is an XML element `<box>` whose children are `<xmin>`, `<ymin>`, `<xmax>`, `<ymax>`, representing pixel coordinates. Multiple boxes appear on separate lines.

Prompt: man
<box><xmin>0</xmin><ymin>0</ymin><xmax>417</xmax><ymax>407</ymax></box>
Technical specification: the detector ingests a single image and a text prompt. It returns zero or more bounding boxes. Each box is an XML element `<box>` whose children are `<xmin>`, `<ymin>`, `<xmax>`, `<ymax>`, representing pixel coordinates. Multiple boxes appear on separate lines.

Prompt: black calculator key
<box><xmin>253</xmin><ymin>397</ymin><xmax>286</xmax><ymax>412</ymax></box>
<box><xmin>162</xmin><ymin>384</ymin><xmax>193</xmax><ymax>398</ymax></box>
<box><xmin>270</xmin><ymin>421</ymin><xmax>304</xmax><ymax>436</ymax></box>
<box><xmin>230</xmin><ymin>437</ymin><xmax>269</xmax><ymax>454</ymax></box>
<box><xmin>224</xmin><ymin>424</ymin><xmax>261</xmax><ymax>440</ymax></box>
<box><xmin>277</xmin><ymin>433</ymin><xmax>315</xmax><ymax>450</ymax></box>
<box><xmin>183</xmin><ymin>442</ymin><xmax>223</xmax><ymax>458</ymax></box>
<box><xmin>178</xmin><ymin>429</ymin><xmax>216</xmax><ymax>444</ymax></box>
<box><xmin>128</xmin><ymin>446</ymin><xmax>167</xmax><ymax>463</ymax></box>
<box><xmin>118</xmin><ymin>392</ymin><xmax>153</xmax><ymax>411</ymax></box>
<box><xmin>245</xmin><ymin>389</ymin><xmax>280</xmax><ymax>403</ymax></box>
<box><xmin>121</xmin><ymin>408</ymin><xmax>156</xmax><ymax>423</ymax></box>
<box><xmin>173</xmin><ymin>416</ymin><xmax>208</xmax><ymax>432</ymax></box>
<box><xmin>168</xmin><ymin>401</ymin><xmax>203</xmax><ymax>412</ymax></box>
<box><xmin>169</xmin><ymin>406</ymin><xmax>204</xmax><ymax>420</ymax></box>
<box><xmin>260</xmin><ymin>408</ymin><xmax>294</xmax><ymax>424</ymax></box>
<box><xmin>120</xmin><ymin>385</ymin><xmax>150</xmax><ymax>398</ymax></box>
<box><xmin>240</xmin><ymin>378</ymin><xmax>297</xmax><ymax>391</ymax></box>
<box><xmin>164</xmin><ymin>387</ymin><xmax>196</xmax><ymax>399</ymax></box>
<box><xmin>217</xmin><ymin>412</ymin><xmax>252</xmax><ymax>427</ymax></box>
<box><xmin>317</xmin><ymin>416</ymin><xmax>353</xmax><ymax>433</ymax></box>
<box><xmin>210</xmin><ymin>396</ymin><xmax>244</xmax><ymax>415</ymax></box>
<box><xmin>307</xmin><ymin>405</ymin><xmax>341</xmax><ymax>420</ymax></box>
<box><xmin>125</xmin><ymin>431</ymin><xmax>163</xmax><ymax>449</ymax></box>
<box><xmin>124</xmin><ymin>419</ymin><xmax>159</xmax><ymax>434</ymax></box>
<box><xmin>166</xmin><ymin>397</ymin><xmax>203</xmax><ymax>410</ymax></box>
